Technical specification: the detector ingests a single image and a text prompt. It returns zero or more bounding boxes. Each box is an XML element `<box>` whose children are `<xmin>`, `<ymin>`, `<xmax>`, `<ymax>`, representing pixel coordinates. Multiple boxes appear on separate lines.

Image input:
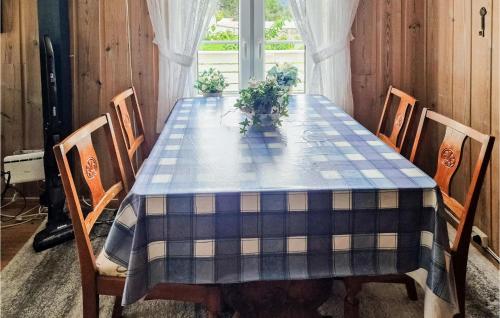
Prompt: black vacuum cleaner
<box><xmin>33</xmin><ymin>0</ymin><xmax>74</xmax><ymax>252</ymax></box>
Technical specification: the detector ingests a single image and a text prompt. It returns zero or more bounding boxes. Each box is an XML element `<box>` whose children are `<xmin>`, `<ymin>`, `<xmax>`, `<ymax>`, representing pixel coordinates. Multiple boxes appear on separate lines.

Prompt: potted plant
<box><xmin>234</xmin><ymin>77</ymin><xmax>289</xmax><ymax>134</ymax></box>
<box><xmin>266</xmin><ymin>63</ymin><xmax>300</xmax><ymax>90</ymax></box>
<box><xmin>194</xmin><ymin>67</ymin><xmax>228</xmax><ymax>97</ymax></box>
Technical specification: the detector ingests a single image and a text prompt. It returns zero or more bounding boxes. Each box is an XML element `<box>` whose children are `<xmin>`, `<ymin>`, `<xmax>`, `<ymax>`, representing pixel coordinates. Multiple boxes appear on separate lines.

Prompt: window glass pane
<box><xmin>198</xmin><ymin>0</ymin><xmax>240</xmax><ymax>93</ymax></box>
<box><xmin>264</xmin><ymin>0</ymin><xmax>305</xmax><ymax>93</ymax></box>
<box><xmin>197</xmin><ymin>0</ymin><xmax>304</xmax><ymax>94</ymax></box>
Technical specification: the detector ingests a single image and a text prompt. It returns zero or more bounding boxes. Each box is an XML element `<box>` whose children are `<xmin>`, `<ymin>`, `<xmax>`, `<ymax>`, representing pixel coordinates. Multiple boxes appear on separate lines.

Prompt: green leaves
<box><xmin>239</xmin><ymin>118</ymin><xmax>251</xmax><ymax>134</ymax></box>
<box><xmin>234</xmin><ymin>77</ymin><xmax>290</xmax><ymax>134</ymax></box>
<box><xmin>267</xmin><ymin>63</ymin><xmax>300</xmax><ymax>88</ymax></box>
<box><xmin>194</xmin><ymin>68</ymin><xmax>228</xmax><ymax>93</ymax></box>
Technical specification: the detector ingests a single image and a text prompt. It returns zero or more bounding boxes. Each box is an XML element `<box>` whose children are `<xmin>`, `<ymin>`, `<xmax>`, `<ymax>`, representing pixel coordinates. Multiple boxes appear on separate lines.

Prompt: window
<box><xmin>198</xmin><ymin>0</ymin><xmax>305</xmax><ymax>94</ymax></box>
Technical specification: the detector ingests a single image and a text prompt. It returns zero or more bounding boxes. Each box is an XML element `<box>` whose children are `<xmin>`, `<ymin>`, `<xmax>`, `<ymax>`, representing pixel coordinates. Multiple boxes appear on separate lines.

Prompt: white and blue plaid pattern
<box><xmin>103</xmin><ymin>95</ymin><xmax>455</xmax><ymax>307</ymax></box>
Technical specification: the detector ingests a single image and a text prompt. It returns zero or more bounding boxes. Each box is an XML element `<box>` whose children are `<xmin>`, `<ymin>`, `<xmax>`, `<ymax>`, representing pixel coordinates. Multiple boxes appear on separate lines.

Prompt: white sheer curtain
<box><xmin>147</xmin><ymin>0</ymin><xmax>217</xmax><ymax>132</ymax></box>
<box><xmin>290</xmin><ymin>0</ymin><xmax>359</xmax><ymax>115</ymax></box>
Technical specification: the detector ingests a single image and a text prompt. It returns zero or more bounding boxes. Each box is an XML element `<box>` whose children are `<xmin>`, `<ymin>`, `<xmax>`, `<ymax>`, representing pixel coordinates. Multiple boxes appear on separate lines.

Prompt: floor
<box><xmin>2</xmin><ymin>222</ymin><xmax>498</xmax><ymax>317</ymax></box>
<box><xmin>1</xmin><ymin>200</ymin><xmax>44</xmax><ymax>269</ymax></box>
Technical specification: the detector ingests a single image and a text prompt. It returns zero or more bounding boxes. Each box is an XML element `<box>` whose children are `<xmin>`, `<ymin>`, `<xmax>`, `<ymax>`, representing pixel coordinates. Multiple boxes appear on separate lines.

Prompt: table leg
<box><xmin>343</xmin><ymin>277</ymin><xmax>362</xmax><ymax>318</ymax></box>
<box><xmin>222</xmin><ymin>279</ymin><xmax>332</xmax><ymax>318</ymax></box>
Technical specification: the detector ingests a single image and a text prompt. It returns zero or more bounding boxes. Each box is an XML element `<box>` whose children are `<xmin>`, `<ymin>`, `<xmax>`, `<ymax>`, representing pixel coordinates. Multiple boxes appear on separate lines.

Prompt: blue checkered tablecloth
<box><xmin>103</xmin><ymin>95</ymin><xmax>457</xmax><ymax>314</ymax></box>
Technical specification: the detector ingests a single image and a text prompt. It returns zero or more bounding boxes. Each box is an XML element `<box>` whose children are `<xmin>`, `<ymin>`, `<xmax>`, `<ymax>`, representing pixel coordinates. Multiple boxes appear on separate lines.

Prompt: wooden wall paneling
<box><xmin>70</xmin><ymin>0</ymin><xmax>158</xmax><ymax>186</ymax></box>
<box><xmin>389</xmin><ymin>0</ymin><xmax>403</xmax><ymax>89</ymax></box>
<box><xmin>419</xmin><ymin>0</ymin><xmax>454</xmax><ymax>175</ymax></box>
<box><xmin>69</xmin><ymin>0</ymin><xmax>78</xmax><ymax>133</ymax></box>
<box><xmin>19</xmin><ymin>0</ymin><xmax>42</xmax><ymax>150</ymax></box>
<box><xmin>1</xmin><ymin>0</ymin><xmax>23</xmax><ymax>157</ymax></box>
<box><xmin>435</xmin><ymin>0</ymin><xmax>453</xmax><ymax>120</ymax></box>
<box><xmin>425</xmin><ymin>0</ymin><xmax>438</xmax><ymax>115</ymax></box>
<box><xmin>450</xmin><ymin>0</ymin><xmax>472</xmax><ymax>205</ymax></box>
<box><xmin>75</xmin><ymin>0</ymin><xmax>103</xmax><ymax>126</ymax></box>
<box><xmin>18</xmin><ymin>0</ymin><xmax>43</xmax><ymax>196</ymax></box>
<box><xmin>470</xmin><ymin>0</ymin><xmax>493</xmax><ymax>249</ymax></box>
<box><xmin>401</xmin><ymin>0</ymin><xmax>426</xmax><ymax>97</ymax></box>
<box><xmin>0</xmin><ymin>0</ymin><xmax>15</xmax><ymax>33</ymax></box>
<box><xmin>128</xmin><ymin>0</ymin><xmax>158</xmax><ymax>149</ymax></box>
<box><xmin>351</xmin><ymin>0</ymin><xmax>378</xmax><ymax>132</ymax></box>
<box><xmin>399</xmin><ymin>0</ymin><xmax>426</xmax><ymax>156</ymax></box>
<box><xmin>417</xmin><ymin>0</ymin><xmax>440</xmax><ymax>173</ymax></box>
<box><xmin>0</xmin><ymin>0</ymin><xmax>43</xmax><ymax>196</ymax></box>
<box><xmin>491</xmin><ymin>0</ymin><xmax>500</xmax><ymax>255</ymax></box>
<box><xmin>71</xmin><ymin>0</ymin><xmax>103</xmax><ymax>193</ymax></box>
<box><xmin>102</xmin><ymin>0</ymin><xmax>132</xmax><ymax>109</ymax></box>
<box><xmin>351</xmin><ymin>1</ymin><xmax>427</xmax><ymax>154</ymax></box>
<box><xmin>101</xmin><ymin>0</ymin><xmax>133</xmax><ymax>185</ymax></box>
<box><xmin>376</xmin><ymin>0</ymin><xmax>403</xmax><ymax>120</ymax></box>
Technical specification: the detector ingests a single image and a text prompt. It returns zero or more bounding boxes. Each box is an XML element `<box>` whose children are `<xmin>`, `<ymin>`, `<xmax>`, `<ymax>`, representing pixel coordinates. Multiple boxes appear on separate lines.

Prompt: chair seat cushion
<box><xmin>96</xmin><ymin>250</ymin><xmax>127</xmax><ymax>277</ymax></box>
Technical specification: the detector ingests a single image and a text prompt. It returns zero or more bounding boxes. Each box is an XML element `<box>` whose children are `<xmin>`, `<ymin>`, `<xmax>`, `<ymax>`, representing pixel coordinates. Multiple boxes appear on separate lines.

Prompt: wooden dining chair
<box><xmin>343</xmin><ymin>108</ymin><xmax>495</xmax><ymax>318</ymax></box>
<box><xmin>53</xmin><ymin>114</ymin><xmax>221</xmax><ymax>318</ymax></box>
<box><xmin>110</xmin><ymin>87</ymin><xmax>149</xmax><ymax>176</ymax></box>
<box><xmin>375</xmin><ymin>86</ymin><xmax>417</xmax><ymax>153</ymax></box>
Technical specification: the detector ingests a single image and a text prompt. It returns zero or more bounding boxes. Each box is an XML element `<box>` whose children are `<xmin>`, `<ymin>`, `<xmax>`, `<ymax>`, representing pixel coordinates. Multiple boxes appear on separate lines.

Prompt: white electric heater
<box><xmin>3</xmin><ymin>151</ymin><xmax>45</xmax><ymax>184</ymax></box>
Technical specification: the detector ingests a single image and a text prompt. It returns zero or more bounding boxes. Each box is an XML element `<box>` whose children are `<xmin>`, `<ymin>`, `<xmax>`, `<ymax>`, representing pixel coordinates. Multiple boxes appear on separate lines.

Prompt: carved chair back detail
<box><xmin>410</xmin><ymin>108</ymin><xmax>494</xmax><ymax>317</ymax></box>
<box><xmin>376</xmin><ymin>86</ymin><xmax>417</xmax><ymax>153</ymax></box>
<box><xmin>410</xmin><ymin>108</ymin><xmax>494</xmax><ymax>255</ymax></box>
<box><xmin>53</xmin><ymin>114</ymin><xmax>128</xmax><ymax>272</ymax></box>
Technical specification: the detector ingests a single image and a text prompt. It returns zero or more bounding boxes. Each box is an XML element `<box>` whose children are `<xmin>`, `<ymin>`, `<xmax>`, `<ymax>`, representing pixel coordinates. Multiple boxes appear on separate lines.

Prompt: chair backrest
<box><xmin>376</xmin><ymin>86</ymin><xmax>417</xmax><ymax>153</ymax></box>
<box><xmin>410</xmin><ymin>108</ymin><xmax>495</xmax><ymax>258</ymax></box>
<box><xmin>110</xmin><ymin>87</ymin><xmax>149</xmax><ymax>176</ymax></box>
<box><xmin>53</xmin><ymin>114</ymin><xmax>129</xmax><ymax>277</ymax></box>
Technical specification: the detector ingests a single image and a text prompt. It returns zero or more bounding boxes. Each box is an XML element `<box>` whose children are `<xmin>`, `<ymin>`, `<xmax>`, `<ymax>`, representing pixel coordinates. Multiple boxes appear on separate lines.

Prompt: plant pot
<box><xmin>243</xmin><ymin>111</ymin><xmax>279</xmax><ymax>127</ymax></box>
<box><xmin>203</xmin><ymin>92</ymin><xmax>222</xmax><ymax>98</ymax></box>
<box><xmin>256</xmin><ymin>113</ymin><xmax>279</xmax><ymax>127</ymax></box>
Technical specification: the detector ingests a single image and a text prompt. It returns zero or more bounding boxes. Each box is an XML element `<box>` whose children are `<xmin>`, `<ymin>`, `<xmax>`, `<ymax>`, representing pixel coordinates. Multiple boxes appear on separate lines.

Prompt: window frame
<box><xmin>198</xmin><ymin>0</ymin><xmax>306</xmax><ymax>93</ymax></box>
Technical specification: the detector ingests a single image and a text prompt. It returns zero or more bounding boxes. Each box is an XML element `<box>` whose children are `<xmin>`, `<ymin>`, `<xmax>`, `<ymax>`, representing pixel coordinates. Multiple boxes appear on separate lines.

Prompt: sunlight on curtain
<box><xmin>147</xmin><ymin>0</ymin><xmax>217</xmax><ymax>132</ymax></box>
<box><xmin>290</xmin><ymin>0</ymin><xmax>359</xmax><ymax>115</ymax></box>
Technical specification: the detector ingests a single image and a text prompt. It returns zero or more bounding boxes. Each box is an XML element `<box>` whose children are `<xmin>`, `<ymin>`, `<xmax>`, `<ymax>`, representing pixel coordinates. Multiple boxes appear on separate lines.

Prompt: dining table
<box><xmin>101</xmin><ymin>94</ymin><xmax>458</xmax><ymax>317</ymax></box>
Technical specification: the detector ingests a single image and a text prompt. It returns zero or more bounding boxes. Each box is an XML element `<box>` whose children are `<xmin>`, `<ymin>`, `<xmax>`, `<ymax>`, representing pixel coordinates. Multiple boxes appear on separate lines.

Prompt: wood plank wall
<box><xmin>1</xmin><ymin>0</ymin><xmax>499</xmax><ymax>257</ymax></box>
<box><xmin>1</xmin><ymin>0</ymin><xmax>43</xmax><ymax>157</ymax></box>
<box><xmin>424</xmin><ymin>0</ymin><xmax>499</xmax><ymax>255</ymax></box>
<box><xmin>352</xmin><ymin>0</ymin><xmax>499</xmax><ymax>255</ymax></box>
<box><xmin>0</xmin><ymin>0</ymin><xmax>43</xmax><ymax>196</ymax></box>
<box><xmin>492</xmin><ymin>0</ymin><xmax>500</xmax><ymax>258</ymax></box>
<box><xmin>69</xmin><ymin>0</ymin><xmax>158</xmax><ymax>184</ymax></box>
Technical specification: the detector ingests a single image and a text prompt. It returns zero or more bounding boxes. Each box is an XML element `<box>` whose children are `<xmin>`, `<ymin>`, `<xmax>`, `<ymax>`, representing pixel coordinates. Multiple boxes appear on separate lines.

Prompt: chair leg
<box><xmin>111</xmin><ymin>296</ymin><xmax>123</xmax><ymax>318</ymax></box>
<box><xmin>453</xmin><ymin>264</ymin><xmax>467</xmax><ymax>318</ymax></box>
<box><xmin>343</xmin><ymin>278</ymin><xmax>362</xmax><ymax>318</ymax></box>
<box><xmin>206</xmin><ymin>287</ymin><xmax>222</xmax><ymax>318</ymax></box>
<box><xmin>207</xmin><ymin>312</ymin><xmax>219</xmax><ymax>318</ymax></box>
<box><xmin>82</xmin><ymin>290</ymin><xmax>99</xmax><ymax>318</ymax></box>
<box><xmin>403</xmin><ymin>276</ymin><xmax>418</xmax><ymax>301</ymax></box>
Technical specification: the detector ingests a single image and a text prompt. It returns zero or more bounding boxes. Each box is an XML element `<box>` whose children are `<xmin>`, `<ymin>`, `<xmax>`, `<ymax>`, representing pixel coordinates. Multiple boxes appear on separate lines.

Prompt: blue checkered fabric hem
<box><xmin>104</xmin><ymin>188</ymin><xmax>453</xmax><ymax>305</ymax></box>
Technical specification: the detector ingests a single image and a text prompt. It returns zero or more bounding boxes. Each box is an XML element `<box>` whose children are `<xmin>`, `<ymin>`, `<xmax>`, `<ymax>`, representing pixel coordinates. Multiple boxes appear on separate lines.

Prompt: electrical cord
<box><xmin>80</xmin><ymin>196</ymin><xmax>117</xmax><ymax>224</ymax></box>
<box><xmin>80</xmin><ymin>196</ymin><xmax>118</xmax><ymax>212</ymax></box>
<box><xmin>1</xmin><ymin>192</ymin><xmax>116</xmax><ymax>230</ymax></box>
<box><xmin>1</xmin><ymin>172</ymin><xmax>44</xmax><ymax>227</ymax></box>
<box><xmin>1</xmin><ymin>199</ymin><xmax>16</xmax><ymax>210</ymax></box>
<box><xmin>1</xmin><ymin>205</ymin><xmax>47</xmax><ymax>229</ymax></box>
<box><xmin>1</xmin><ymin>170</ymin><xmax>11</xmax><ymax>198</ymax></box>
<box><xmin>0</xmin><ymin>186</ymin><xmax>27</xmax><ymax>221</ymax></box>
<box><xmin>1</xmin><ymin>219</ymin><xmax>36</xmax><ymax>229</ymax></box>
<box><xmin>16</xmin><ymin>205</ymin><xmax>47</xmax><ymax>220</ymax></box>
